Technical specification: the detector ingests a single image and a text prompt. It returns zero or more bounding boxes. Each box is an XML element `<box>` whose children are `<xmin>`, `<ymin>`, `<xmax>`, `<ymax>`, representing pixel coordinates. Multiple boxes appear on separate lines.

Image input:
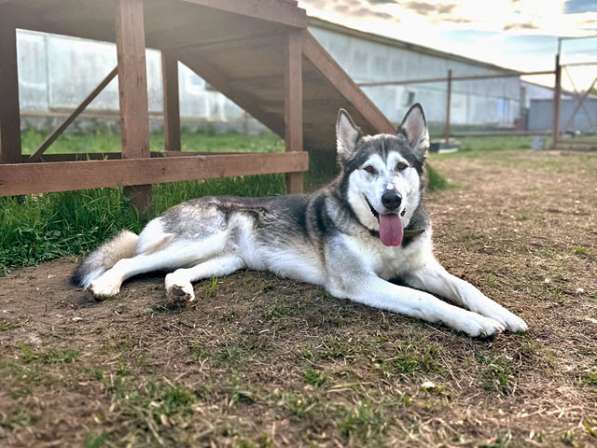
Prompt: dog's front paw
<box><xmin>460</xmin><ymin>313</ymin><xmax>505</xmax><ymax>338</ymax></box>
<box><xmin>477</xmin><ymin>305</ymin><xmax>528</xmax><ymax>333</ymax></box>
<box><xmin>165</xmin><ymin>274</ymin><xmax>195</xmax><ymax>306</ymax></box>
<box><xmin>491</xmin><ymin>310</ymin><xmax>528</xmax><ymax>333</ymax></box>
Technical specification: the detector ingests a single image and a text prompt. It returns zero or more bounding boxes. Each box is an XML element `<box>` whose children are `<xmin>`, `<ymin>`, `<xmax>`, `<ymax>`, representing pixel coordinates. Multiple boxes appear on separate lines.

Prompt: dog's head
<box><xmin>336</xmin><ymin>104</ymin><xmax>429</xmax><ymax>247</ymax></box>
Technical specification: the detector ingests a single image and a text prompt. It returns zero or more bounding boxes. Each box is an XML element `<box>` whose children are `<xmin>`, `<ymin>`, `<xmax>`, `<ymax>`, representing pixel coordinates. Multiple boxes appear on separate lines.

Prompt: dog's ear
<box><xmin>399</xmin><ymin>103</ymin><xmax>429</xmax><ymax>159</ymax></box>
<box><xmin>336</xmin><ymin>109</ymin><xmax>362</xmax><ymax>161</ymax></box>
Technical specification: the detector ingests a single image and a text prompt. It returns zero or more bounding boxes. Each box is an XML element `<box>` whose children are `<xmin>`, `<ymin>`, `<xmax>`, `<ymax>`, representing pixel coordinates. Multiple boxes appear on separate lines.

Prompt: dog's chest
<box><xmin>356</xmin><ymin>235</ymin><xmax>430</xmax><ymax>279</ymax></box>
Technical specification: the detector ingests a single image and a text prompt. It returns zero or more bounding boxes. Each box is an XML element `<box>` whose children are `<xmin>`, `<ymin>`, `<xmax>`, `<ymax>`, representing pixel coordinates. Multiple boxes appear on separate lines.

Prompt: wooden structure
<box><xmin>0</xmin><ymin>0</ymin><xmax>393</xmax><ymax>210</ymax></box>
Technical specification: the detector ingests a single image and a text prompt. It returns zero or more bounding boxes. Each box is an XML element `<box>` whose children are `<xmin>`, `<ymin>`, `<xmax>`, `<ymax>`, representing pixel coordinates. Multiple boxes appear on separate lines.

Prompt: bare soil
<box><xmin>1</xmin><ymin>150</ymin><xmax>596</xmax><ymax>447</ymax></box>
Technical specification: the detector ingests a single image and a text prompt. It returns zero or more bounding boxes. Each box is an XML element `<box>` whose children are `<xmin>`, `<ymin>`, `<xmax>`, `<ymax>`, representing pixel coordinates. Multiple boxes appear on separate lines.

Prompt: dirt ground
<box><xmin>1</xmin><ymin>150</ymin><xmax>596</xmax><ymax>447</ymax></box>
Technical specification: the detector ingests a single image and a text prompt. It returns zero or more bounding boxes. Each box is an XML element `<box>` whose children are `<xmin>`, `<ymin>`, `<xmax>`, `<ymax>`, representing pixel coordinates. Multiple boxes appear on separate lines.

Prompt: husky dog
<box><xmin>72</xmin><ymin>104</ymin><xmax>527</xmax><ymax>337</ymax></box>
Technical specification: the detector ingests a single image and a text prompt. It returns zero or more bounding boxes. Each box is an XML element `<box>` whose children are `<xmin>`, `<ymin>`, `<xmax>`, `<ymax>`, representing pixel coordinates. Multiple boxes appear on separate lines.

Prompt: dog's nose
<box><xmin>381</xmin><ymin>191</ymin><xmax>402</xmax><ymax>211</ymax></box>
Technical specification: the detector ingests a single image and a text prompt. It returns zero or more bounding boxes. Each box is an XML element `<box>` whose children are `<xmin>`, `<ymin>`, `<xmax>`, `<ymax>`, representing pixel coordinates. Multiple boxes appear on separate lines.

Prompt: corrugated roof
<box><xmin>309</xmin><ymin>17</ymin><xmax>521</xmax><ymax>75</ymax></box>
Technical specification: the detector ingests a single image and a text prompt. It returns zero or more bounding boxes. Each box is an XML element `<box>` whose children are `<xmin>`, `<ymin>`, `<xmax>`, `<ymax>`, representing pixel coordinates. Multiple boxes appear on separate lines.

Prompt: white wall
<box><xmin>310</xmin><ymin>26</ymin><xmax>521</xmax><ymax>127</ymax></box>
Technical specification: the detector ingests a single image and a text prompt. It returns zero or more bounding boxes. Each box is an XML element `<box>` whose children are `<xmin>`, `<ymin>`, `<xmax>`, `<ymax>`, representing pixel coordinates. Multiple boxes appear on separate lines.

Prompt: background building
<box><xmin>16</xmin><ymin>18</ymin><xmax>572</xmax><ymax>135</ymax></box>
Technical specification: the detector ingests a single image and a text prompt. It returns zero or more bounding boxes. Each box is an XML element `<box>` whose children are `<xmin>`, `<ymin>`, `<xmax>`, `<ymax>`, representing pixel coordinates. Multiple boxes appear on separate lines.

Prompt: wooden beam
<box><xmin>20</xmin><ymin>151</ymin><xmax>250</xmax><ymax>162</ymax></box>
<box><xmin>0</xmin><ymin>152</ymin><xmax>309</xmax><ymax>196</ymax></box>
<box><xmin>285</xmin><ymin>31</ymin><xmax>304</xmax><ymax>194</ymax></box>
<box><xmin>0</xmin><ymin>20</ymin><xmax>22</xmax><ymax>163</ymax></box>
<box><xmin>302</xmin><ymin>32</ymin><xmax>394</xmax><ymax>135</ymax></box>
<box><xmin>178</xmin><ymin>51</ymin><xmax>286</xmax><ymax>137</ymax></box>
<box><xmin>29</xmin><ymin>67</ymin><xmax>118</xmax><ymax>161</ymax></box>
<box><xmin>161</xmin><ymin>51</ymin><xmax>181</xmax><ymax>152</ymax></box>
<box><xmin>172</xmin><ymin>32</ymin><xmax>286</xmax><ymax>53</ymax></box>
<box><xmin>115</xmin><ymin>0</ymin><xmax>152</xmax><ymax>212</ymax></box>
<box><xmin>179</xmin><ymin>0</ymin><xmax>307</xmax><ymax>29</ymax></box>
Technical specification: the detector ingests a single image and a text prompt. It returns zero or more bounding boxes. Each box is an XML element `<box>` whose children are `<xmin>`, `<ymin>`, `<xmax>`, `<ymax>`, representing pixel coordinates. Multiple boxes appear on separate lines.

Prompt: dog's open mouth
<box><xmin>364</xmin><ymin>196</ymin><xmax>404</xmax><ymax>247</ymax></box>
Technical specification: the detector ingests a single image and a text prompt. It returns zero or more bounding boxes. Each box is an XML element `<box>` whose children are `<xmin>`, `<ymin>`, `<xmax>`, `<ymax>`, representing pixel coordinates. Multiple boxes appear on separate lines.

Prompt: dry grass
<box><xmin>0</xmin><ymin>149</ymin><xmax>596</xmax><ymax>447</ymax></box>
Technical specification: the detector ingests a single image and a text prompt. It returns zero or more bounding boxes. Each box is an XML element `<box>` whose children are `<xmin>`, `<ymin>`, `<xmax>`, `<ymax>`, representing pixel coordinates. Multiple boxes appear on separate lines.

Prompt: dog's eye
<box><xmin>396</xmin><ymin>162</ymin><xmax>409</xmax><ymax>171</ymax></box>
<box><xmin>363</xmin><ymin>165</ymin><xmax>377</xmax><ymax>175</ymax></box>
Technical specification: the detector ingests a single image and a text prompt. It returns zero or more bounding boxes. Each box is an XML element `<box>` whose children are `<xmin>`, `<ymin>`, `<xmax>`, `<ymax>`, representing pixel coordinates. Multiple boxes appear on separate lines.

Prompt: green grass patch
<box><xmin>84</xmin><ymin>432</ymin><xmax>109</xmax><ymax>448</ymax></box>
<box><xmin>278</xmin><ymin>391</ymin><xmax>318</xmax><ymax>418</ymax></box>
<box><xmin>477</xmin><ymin>354</ymin><xmax>516</xmax><ymax>395</ymax></box>
<box><xmin>572</xmin><ymin>246</ymin><xmax>590</xmax><ymax>256</ymax></box>
<box><xmin>427</xmin><ymin>164</ymin><xmax>449</xmax><ymax>191</ymax></box>
<box><xmin>375</xmin><ymin>343</ymin><xmax>442</xmax><ymax>378</ymax></box>
<box><xmin>581</xmin><ymin>370</ymin><xmax>597</xmax><ymax>386</ymax></box>
<box><xmin>0</xmin><ymin>319</ymin><xmax>19</xmax><ymax>332</ymax></box>
<box><xmin>19</xmin><ymin>345</ymin><xmax>80</xmax><ymax>365</ymax></box>
<box><xmin>0</xmin><ymin>406</ymin><xmax>39</xmax><ymax>430</ymax></box>
<box><xmin>303</xmin><ymin>368</ymin><xmax>328</xmax><ymax>388</ymax></box>
<box><xmin>21</xmin><ymin>128</ymin><xmax>284</xmax><ymax>155</ymax></box>
<box><xmin>338</xmin><ymin>401</ymin><xmax>386</xmax><ymax>443</ymax></box>
<box><xmin>457</xmin><ymin>135</ymin><xmax>533</xmax><ymax>153</ymax></box>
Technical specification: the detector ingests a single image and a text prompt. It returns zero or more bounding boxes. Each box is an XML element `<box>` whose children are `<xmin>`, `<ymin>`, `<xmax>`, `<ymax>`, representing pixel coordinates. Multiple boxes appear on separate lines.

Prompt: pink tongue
<box><xmin>379</xmin><ymin>214</ymin><xmax>403</xmax><ymax>247</ymax></box>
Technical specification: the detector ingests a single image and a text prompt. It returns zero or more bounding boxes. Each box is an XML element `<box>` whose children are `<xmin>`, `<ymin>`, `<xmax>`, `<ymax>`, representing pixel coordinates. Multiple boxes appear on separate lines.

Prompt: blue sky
<box><xmin>299</xmin><ymin>0</ymin><xmax>597</xmax><ymax>89</ymax></box>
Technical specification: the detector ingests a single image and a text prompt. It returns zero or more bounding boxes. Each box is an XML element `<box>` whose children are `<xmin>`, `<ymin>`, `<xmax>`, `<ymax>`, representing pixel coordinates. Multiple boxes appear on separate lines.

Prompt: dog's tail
<box><xmin>71</xmin><ymin>230</ymin><xmax>139</xmax><ymax>288</ymax></box>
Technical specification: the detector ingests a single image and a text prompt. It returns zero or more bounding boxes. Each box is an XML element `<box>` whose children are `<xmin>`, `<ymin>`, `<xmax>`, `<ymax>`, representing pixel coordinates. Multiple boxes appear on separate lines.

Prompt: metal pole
<box><xmin>552</xmin><ymin>55</ymin><xmax>562</xmax><ymax>149</ymax></box>
<box><xmin>444</xmin><ymin>69</ymin><xmax>452</xmax><ymax>144</ymax></box>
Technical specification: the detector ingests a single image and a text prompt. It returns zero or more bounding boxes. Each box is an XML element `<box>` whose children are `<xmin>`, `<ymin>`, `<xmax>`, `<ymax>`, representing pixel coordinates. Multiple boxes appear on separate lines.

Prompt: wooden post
<box><xmin>0</xmin><ymin>20</ymin><xmax>22</xmax><ymax>164</ymax></box>
<box><xmin>284</xmin><ymin>31</ymin><xmax>304</xmax><ymax>194</ymax></box>
<box><xmin>443</xmin><ymin>69</ymin><xmax>452</xmax><ymax>144</ymax></box>
<box><xmin>116</xmin><ymin>0</ymin><xmax>151</xmax><ymax>214</ymax></box>
<box><xmin>161</xmin><ymin>50</ymin><xmax>181</xmax><ymax>152</ymax></box>
<box><xmin>552</xmin><ymin>55</ymin><xmax>561</xmax><ymax>149</ymax></box>
<box><xmin>115</xmin><ymin>0</ymin><xmax>152</xmax><ymax>214</ymax></box>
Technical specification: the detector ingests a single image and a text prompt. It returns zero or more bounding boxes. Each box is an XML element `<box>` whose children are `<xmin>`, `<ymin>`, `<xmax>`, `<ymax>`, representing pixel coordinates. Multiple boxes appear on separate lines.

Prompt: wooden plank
<box><xmin>285</xmin><ymin>31</ymin><xmax>304</xmax><ymax>194</ymax></box>
<box><xmin>115</xmin><ymin>0</ymin><xmax>151</xmax><ymax>212</ymax></box>
<box><xmin>179</xmin><ymin>0</ymin><xmax>307</xmax><ymax>29</ymax></box>
<box><xmin>0</xmin><ymin>152</ymin><xmax>309</xmax><ymax>196</ymax></box>
<box><xmin>29</xmin><ymin>66</ymin><xmax>118</xmax><ymax>161</ymax></box>
<box><xmin>0</xmin><ymin>20</ymin><xmax>22</xmax><ymax>163</ymax></box>
<box><xmin>20</xmin><ymin>151</ymin><xmax>249</xmax><ymax>162</ymax></box>
<box><xmin>161</xmin><ymin>51</ymin><xmax>181</xmax><ymax>152</ymax></box>
<box><xmin>302</xmin><ymin>32</ymin><xmax>394</xmax><ymax>135</ymax></box>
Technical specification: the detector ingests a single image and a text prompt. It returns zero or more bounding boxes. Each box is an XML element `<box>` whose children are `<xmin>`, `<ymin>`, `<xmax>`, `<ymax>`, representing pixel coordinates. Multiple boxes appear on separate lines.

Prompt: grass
<box><xmin>477</xmin><ymin>353</ymin><xmax>516</xmax><ymax>395</ymax></box>
<box><xmin>3</xmin><ymin>129</ymin><xmax>538</xmax><ymax>275</ymax></box>
<box><xmin>457</xmin><ymin>135</ymin><xmax>533</xmax><ymax>154</ymax></box>
<box><xmin>19</xmin><ymin>345</ymin><xmax>80</xmax><ymax>365</ymax></box>
<box><xmin>21</xmin><ymin>127</ymin><xmax>284</xmax><ymax>155</ymax></box>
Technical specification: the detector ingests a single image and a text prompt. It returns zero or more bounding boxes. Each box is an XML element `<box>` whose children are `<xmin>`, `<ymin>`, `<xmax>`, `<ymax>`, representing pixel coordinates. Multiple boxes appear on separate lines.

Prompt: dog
<box><xmin>72</xmin><ymin>104</ymin><xmax>527</xmax><ymax>337</ymax></box>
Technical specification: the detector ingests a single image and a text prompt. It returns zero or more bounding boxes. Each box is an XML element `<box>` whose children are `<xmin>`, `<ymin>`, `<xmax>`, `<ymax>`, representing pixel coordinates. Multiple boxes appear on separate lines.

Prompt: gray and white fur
<box><xmin>72</xmin><ymin>104</ymin><xmax>527</xmax><ymax>337</ymax></box>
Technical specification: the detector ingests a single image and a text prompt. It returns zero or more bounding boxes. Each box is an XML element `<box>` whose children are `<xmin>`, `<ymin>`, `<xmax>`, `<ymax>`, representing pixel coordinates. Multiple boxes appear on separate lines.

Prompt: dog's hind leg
<box><xmin>403</xmin><ymin>260</ymin><xmax>528</xmax><ymax>333</ymax></box>
<box><xmin>165</xmin><ymin>254</ymin><xmax>245</xmax><ymax>304</ymax></box>
<box><xmin>89</xmin><ymin>233</ymin><xmax>228</xmax><ymax>300</ymax></box>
